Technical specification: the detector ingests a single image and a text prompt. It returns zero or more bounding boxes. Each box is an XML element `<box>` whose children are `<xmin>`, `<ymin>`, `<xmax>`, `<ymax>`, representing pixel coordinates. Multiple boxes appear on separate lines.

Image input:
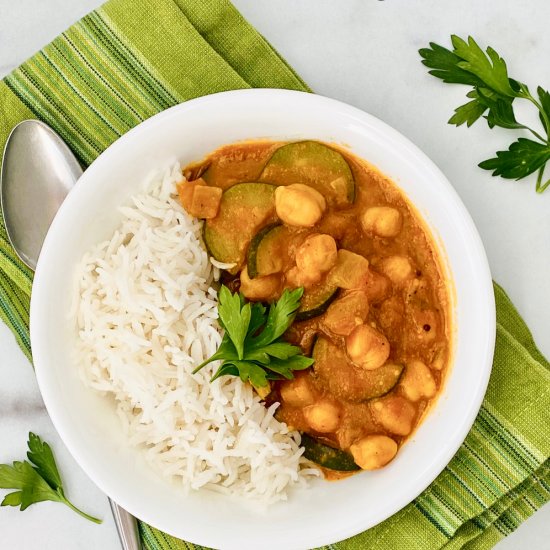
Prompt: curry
<box><xmin>179</xmin><ymin>140</ymin><xmax>450</xmax><ymax>475</ymax></box>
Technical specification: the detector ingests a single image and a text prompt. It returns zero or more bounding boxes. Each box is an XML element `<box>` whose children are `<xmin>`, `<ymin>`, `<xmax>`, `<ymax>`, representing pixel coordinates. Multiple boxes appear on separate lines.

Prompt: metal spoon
<box><xmin>1</xmin><ymin>119</ymin><xmax>142</xmax><ymax>550</ymax></box>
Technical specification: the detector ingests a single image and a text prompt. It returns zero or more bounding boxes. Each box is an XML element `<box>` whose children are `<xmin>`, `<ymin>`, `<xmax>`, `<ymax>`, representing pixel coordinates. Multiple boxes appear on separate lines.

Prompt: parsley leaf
<box><xmin>193</xmin><ymin>333</ymin><xmax>237</xmax><ymax>373</ymax></box>
<box><xmin>210</xmin><ymin>362</ymin><xmax>239</xmax><ymax>382</ymax></box>
<box><xmin>195</xmin><ymin>286</ymin><xmax>314</xmax><ymax>393</ymax></box>
<box><xmin>217</xmin><ymin>285</ymin><xmax>250</xmax><ymax>359</ymax></box>
<box><xmin>248</xmin><ymin>287</ymin><xmax>303</xmax><ymax>348</ymax></box>
<box><xmin>478</xmin><ymin>138</ymin><xmax>550</xmax><ymax>179</ymax></box>
<box><xmin>264</xmin><ymin>356</ymin><xmax>314</xmax><ymax>379</ymax></box>
<box><xmin>248</xmin><ymin>302</ymin><xmax>267</xmax><ymax>335</ymax></box>
<box><xmin>0</xmin><ymin>461</ymin><xmax>62</xmax><ymax>510</ymax></box>
<box><xmin>449</xmin><ymin>97</ymin><xmax>487</xmax><ymax>127</ymax></box>
<box><xmin>0</xmin><ymin>433</ymin><xmax>101</xmax><ymax>523</ymax></box>
<box><xmin>27</xmin><ymin>432</ymin><xmax>62</xmax><ymax>490</ymax></box>
<box><xmin>419</xmin><ymin>42</ymin><xmax>484</xmax><ymax>86</ymax></box>
<box><xmin>420</xmin><ymin>35</ymin><xmax>550</xmax><ymax>193</ymax></box>
<box><xmin>450</xmin><ymin>35</ymin><xmax>517</xmax><ymax>98</ymax></box>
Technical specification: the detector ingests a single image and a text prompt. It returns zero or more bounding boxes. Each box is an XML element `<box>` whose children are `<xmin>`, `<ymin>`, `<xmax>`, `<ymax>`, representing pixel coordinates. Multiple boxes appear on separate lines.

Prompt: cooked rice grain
<box><xmin>74</xmin><ymin>162</ymin><xmax>317</xmax><ymax>503</ymax></box>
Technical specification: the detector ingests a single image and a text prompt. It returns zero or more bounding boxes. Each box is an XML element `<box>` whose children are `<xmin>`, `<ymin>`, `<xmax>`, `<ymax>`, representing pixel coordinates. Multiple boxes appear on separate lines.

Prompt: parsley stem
<box><xmin>524</xmin><ymin>125</ymin><xmax>546</xmax><ymax>143</ymax></box>
<box><xmin>62</xmin><ymin>496</ymin><xmax>103</xmax><ymax>524</ymax></box>
<box><xmin>536</xmin><ymin>166</ymin><xmax>550</xmax><ymax>193</ymax></box>
<box><xmin>524</xmin><ymin>94</ymin><xmax>550</xmax><ymax>144</ymax></box>
<box><xmin>525</xmin><ymin>127</ymin><xmax>546</xmax><ymax>143</ymax></box>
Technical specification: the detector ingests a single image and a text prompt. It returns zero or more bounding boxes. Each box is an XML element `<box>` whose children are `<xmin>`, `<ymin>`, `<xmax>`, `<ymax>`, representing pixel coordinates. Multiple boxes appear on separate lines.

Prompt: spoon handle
<box><xmin>109</xmin><ymin>498</ymin><xmax>142</xmax><ymax>550</ymax></box>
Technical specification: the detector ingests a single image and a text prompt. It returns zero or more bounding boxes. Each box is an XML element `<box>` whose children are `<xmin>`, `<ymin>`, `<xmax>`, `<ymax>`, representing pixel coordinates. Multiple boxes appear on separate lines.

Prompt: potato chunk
<box><xmin>371</xmin><ymin>396</ymin><xmax>416</xmax><ymax>436</ymax></box>
<box><xmin>177</xmin><ymin>178</ymin><xmax>196</xmax><ymax>210</ymax></box>
<box><xmin>303</xmin><ymin>401</ymin><xmax>340</xmax><ymax>433</ymax></box>
<box><xmin>296</xmin><ymin>234</ymin><xmax>338</xmax><ymax>277</ymax></box>
<box><xmin>362</xmin><ymin>206</ymin><xmax>402</xmax><ymax>238</ymax></box>
<box><xmin>346</xmin><ymin>324</ymin><xmax>390</xmax><ymax>370</ymax></box>
<box><xmin>191</xmin><ymin>185</ymin><xmax>223</xmax><ymax>219</ymax></box>
<box><xmin>323</xmin><ymin>290</ymin><xmax>369</xmax><ymax>336</ymax></box>
<box><xmin>401</xmin><ymin>360</ymin><xmax>436</xmax><ymax>402</ymax></box>
<box><xmin>280</xmin><ymin>376</ymin><xmax>315</xmax><ymax>408</ymax></box>
<box><xmin>275</xmin><ymin>184</ymin><xmax>326</xmax><ymax>227</ymax></box>
<box><xmin>378</xmin><ymin>256</ymin><xmax>413</xmax><ymax>285</ymax></box>
<box><xmin>350</xmin><ymin>435</ymin><xmax>398</xmax><ymax>470</ymax></box>
<box><xmin>240</xmin><ymin>266</ymin><xmax>280</xmax><ymax>301</ymax></box>
<box><xmin>177</xmin><ymin>178</ymin><xmax>222</xmax><ymax>219</ymax></box>
<box><xmin>328</xmin><ymin>249</ymin><xmax>370</xmax><ymax>289</ymax></box>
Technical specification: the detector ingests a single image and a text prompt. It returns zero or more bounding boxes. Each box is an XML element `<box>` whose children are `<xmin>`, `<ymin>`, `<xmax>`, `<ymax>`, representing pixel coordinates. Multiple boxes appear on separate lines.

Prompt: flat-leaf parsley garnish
<box><xmin>420</xmin><ymin>35</ymin><xmax>550</xmax><ymax>193</ymax></box>
<box><xmin>193</xmin><ymin>286</ymin><xmax>313</xmax><ymax>394</ymax></box>
<box><xmin>0</xmin><ymin>433</ymin><xmax>101</xmax><ymax>523</ymax></box>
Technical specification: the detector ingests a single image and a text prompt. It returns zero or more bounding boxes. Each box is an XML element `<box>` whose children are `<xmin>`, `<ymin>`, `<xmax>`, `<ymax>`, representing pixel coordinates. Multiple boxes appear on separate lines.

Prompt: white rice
<box><xmin>73</xmin><ymin>162</ymin><xmax>318</xmax><ymax>504</ymax></box>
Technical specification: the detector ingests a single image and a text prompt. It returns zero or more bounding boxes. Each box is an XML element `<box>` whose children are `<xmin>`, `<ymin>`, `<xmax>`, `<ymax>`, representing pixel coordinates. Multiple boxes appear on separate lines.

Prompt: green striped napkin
<box><xmin>1</xmin><ymin>1</ymin><xmax>548</xmax><ymax>549</ymax></box>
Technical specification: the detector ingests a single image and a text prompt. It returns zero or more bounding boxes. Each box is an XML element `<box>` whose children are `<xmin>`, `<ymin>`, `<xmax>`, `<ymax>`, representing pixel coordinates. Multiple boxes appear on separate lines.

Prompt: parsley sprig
<box><xmin>193</xmin><ymin>286</ymin><xmax>313</xmax><ymax>392</ymax></box>
<box><xmin>420</xmin><ymin>35</ymin><xmax>550</xmax><ymax>193</ymax></box>
<box><xmin>0</xmin><ymin>433</ymin><xmax>101</xmax><ymax>523</ymax></box>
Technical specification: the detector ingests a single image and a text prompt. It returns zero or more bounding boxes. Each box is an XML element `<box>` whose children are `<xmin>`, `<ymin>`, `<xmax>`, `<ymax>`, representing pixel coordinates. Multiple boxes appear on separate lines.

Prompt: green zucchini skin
<box><xmin>296</xmin><ymin>281</ymin><xmax>339</xmax><ymax>321</ymax></box>
<box><xmin>203</xmin><ymin>183</ymin><xmax>276</xmax><ymax>272</ymax></box>
<box><xmin>259</xmin><ymin>141</ymin><xmax>355</xmax><ymax>207</ymax></box>
<box><xmin>301</xmin><ymin>434</ymin><xmax>360</xmax><ymax>471</ymax></box>
<box><xmin>312</xmin><ymin>337</ymin><xmax>404</xmax><ymax>402</ymax></box>
<box><xmin>247</xmin><ymin>223</ymin><xmax>283</xmax><ymax>279</ymax></box>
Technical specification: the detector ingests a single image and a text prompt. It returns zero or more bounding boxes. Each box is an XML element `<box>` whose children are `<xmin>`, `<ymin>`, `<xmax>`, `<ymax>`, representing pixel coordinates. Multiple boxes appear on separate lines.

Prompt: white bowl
<box><xmin>30</xmin><ymin>89</ymin><xmax>495</xmax><ymax>550</ymax></box>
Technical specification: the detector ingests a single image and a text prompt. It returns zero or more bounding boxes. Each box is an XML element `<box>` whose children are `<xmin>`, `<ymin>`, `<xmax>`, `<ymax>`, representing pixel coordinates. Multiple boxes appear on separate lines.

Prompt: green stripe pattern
<box><xmin>0</xmin><ymin>1</ymin><xmax>548</xmax><ymax>549</ymax></box>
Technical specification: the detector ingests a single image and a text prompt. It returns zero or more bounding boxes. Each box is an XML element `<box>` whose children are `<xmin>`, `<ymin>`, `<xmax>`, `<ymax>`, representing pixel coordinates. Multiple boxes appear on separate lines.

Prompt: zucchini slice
<box><xmin>259</xmin><ymin>141</ymin><xmax>355</xmax><ymax>206</ymax></box>
<box><xmin>247</xmin><ymin>224</ymin><xmax>293</xmax><ymax>278</ymax></box>
<box><xmin>313</xmin><ymin>337</ymin><xmax>404</xmax><ymax>402</ymax></box>
<box><xmin>203</xmin><ymin>183</ymin><xmax>277</xmax><ymax>272</ymax></box>
<box><xmin>296</xmin><ymin>279</ymin><xmax>339</xmax><ymax>321</ymax></box>
<box><xmin>301</xmin><ymin>434</ymin><xmax>360</xmax><ymax>471</ymax></box>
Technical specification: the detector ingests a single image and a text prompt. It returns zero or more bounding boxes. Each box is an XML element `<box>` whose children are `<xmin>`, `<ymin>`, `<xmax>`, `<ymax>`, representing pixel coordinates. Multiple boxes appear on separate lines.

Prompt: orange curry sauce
<box><xmin>181</xmin><ymin>141</ymin><xmax>451</xmax><ymax>476</ymax></box>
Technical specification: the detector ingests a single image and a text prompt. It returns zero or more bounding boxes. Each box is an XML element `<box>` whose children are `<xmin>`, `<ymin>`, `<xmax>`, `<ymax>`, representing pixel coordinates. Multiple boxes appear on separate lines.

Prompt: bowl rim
<box><xmin>30</xmin><ymin>88</ymin><xmax>496</xmax><ymax>549</ymax></box>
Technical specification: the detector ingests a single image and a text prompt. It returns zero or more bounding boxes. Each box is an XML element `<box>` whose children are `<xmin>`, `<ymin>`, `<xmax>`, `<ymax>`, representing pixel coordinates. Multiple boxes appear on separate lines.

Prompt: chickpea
<box><xmin>275</xmin><ymin>184</ymin><xmax>326</xmax><ymax>227</ymax></box>
<box><xmin>361</xmin><ymin>206</ymin><xmax>402</xmax><ymax>238</ymax></box>
<box><xmin>371</xmin><ymin>396</ymin><xmax>416</xmax><ymax>436</ymax></box>
<box><xmin>303</xmin><ymin>401</ymin><xmax>340</xmax><ymax>433</ymax></box>
<box><xmin>378</xmin><ymin>256</ymin><xmax>413</xmax><ymax>285</ymax></box>
<box><xmin>365</xmin><ymin>269</ymin><xmax>391</xmax><ymax>303</ymax></box>
<box><xmin>323</xmin><ymin>290</ymin><xmax>369</xmax><ymax>336</ymax></box>
<box><xmin>346</xmin><ymin>324</ymin><xmax>390</xmax><ymax>370</ymax></box>
<box><xmin>401</xmin><ymin>360</ymin><xmax>436</xmax><ymax>402</ymax></box>
<box><xmin>295</xmin><ymin>234</ymin><xmax>338</xmax><ymax>278</ymax></box>
<box><xmin>240</xmin><ymin>266</ymin><xmax>281</xmax><ymax>300</ymax></box>
<box><xmin>350</xmin><ymin>435</ymin><xmax>398</xmax><ymax>470</ymax></box>
<box><xmin>280</xmin><ymin>376</ymin><xmax>315</xmax><ymax>408</ymax></box>
<box><xmin>285</xmin><ymin>265</ymin><xmax>321</xmax><ymax>289</ymax></box>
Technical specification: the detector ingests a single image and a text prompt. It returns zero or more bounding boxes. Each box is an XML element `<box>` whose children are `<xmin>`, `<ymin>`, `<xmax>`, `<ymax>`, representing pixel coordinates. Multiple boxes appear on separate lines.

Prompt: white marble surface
<box><xmin>0</xmin><ymin>0</ymin><xmax>548</xmax><ymax>549</ymax></box>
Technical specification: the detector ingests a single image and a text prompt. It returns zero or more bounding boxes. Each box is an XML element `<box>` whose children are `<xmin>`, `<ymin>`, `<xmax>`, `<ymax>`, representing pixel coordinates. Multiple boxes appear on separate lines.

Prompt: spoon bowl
<box><xmin>1</xmin><ymin>120</ymin><xmax>82</xmax><ymax>270</ymax></box>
